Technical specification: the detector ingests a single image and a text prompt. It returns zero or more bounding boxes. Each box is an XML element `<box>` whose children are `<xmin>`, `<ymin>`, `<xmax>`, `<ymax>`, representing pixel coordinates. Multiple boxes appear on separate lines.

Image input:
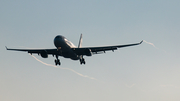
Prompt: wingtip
<box><xmin>5</xmin><ymin>46</ymin><xmax>8</xmax><ymax>50</ymax></box>
<box><xmin>140</xmin><ymin>40</ymin><xmax>143</xmax><ymax>44</ymax></box>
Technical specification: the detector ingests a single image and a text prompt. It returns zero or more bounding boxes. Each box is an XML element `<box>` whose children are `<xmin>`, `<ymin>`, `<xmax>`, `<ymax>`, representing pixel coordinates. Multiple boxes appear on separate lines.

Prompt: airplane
<box><xmin>6</xmin><ymin>34</ymin><xmax>143</xmax><ymax>65</ymax></box>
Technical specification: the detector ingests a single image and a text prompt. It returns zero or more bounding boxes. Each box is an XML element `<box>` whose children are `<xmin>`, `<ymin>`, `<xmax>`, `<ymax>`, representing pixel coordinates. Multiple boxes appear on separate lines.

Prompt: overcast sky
<box><xmin>1</xmin><ymin>0</ymin><xmax>180</xmax><ymax>101</ymax></box>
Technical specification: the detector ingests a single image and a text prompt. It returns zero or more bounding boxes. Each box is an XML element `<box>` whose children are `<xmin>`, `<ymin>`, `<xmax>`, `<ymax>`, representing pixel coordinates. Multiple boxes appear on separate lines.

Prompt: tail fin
<box><xmin>78</xmin><ymin>34</ymin><xmax>83</xmax><ymax>48</ymax></box>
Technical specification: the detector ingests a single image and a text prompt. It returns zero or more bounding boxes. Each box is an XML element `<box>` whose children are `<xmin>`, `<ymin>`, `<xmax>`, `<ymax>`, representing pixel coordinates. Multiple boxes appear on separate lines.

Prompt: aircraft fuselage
<box><xmin>54</xmin><ymin>35</ymin><xmax>79</xmax><ymax>60</ymax></box>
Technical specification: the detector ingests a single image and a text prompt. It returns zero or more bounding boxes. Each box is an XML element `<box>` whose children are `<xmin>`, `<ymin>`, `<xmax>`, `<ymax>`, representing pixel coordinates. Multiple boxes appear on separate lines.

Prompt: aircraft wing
<box><xmin>6</xmin><ymin>47</ymin><xmax>58</xmax><ymax>55</ymax></box>
<box><xmin>73</xmin><ymin>40</ymin><xmax>143</xmax><ymax>55</ymax></box>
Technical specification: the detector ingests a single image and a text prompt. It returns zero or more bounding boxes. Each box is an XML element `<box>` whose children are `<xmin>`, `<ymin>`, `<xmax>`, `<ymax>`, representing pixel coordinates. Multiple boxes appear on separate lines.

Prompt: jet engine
<box><xmin>84</xmin><ymin>48</ymin><xmax>92</xmax><ymax>56</ymax></box>
<box><xmin>40</xmin><ymin>50</ymin><xmax>48</xmax><ymax>58</ymax></box>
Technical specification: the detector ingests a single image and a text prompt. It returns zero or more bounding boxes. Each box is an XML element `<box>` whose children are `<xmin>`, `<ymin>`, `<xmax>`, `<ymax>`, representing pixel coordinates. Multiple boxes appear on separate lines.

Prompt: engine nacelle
<box><xmin>40</xmin><ymin>50</ymin><xmax>48</xmax><ymax>58</ymax></box>
<box><xmin>84</xmin><ymin>48</ymin><xmax>92</xmax><ymax>56</ymax></box>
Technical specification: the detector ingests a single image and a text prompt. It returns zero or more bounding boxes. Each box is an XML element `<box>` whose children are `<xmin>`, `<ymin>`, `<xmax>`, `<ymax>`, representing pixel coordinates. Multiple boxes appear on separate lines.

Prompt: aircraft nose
<box><xmin>54</xmin><ymin>35</ymin><xmax>64</xmax><ymax>48</ymax></box>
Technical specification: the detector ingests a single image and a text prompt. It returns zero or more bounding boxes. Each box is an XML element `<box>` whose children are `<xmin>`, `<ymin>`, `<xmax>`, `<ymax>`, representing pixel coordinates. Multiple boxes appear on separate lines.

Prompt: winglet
<box><xmin>5</xmin><ymin>46</ymin><xmax>8</xmax><ymax>50</ymax></box>
<box><xmin>139</xmin><ymin>40</ymin><xmax>143</xmax><ymax>44</ymax></box>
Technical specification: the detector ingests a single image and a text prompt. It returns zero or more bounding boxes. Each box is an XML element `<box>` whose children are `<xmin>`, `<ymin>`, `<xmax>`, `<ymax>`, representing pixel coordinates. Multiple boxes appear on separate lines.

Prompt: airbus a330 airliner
<box><xmin>6</xmin><ymin>34</ymin><xmax>143</xmax><ymax>65</ymax></box>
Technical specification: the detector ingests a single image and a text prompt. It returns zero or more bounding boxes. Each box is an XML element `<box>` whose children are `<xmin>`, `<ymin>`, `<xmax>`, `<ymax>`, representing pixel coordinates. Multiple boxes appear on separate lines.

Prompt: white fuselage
<box><xmin>54</xmin><ymin>35</ymin><xmax>79</xmax><ymax>60</ymax></box>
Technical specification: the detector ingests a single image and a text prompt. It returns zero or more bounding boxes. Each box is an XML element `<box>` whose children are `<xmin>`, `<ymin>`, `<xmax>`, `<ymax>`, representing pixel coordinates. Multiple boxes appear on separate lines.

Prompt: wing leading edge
<box><xmin>6</xmin><ymin>40</ymin><xmax>143</xmax><ymax>56</ymax></box>
<box><xmin>6</xmin><ymin>47</ymin><xmax>58</xmax><ymax>55</ymax></box>
<box><xmin>73</xmin><ymin>40</ymin><xmax>143</xmax><ymax>55</ymax></box>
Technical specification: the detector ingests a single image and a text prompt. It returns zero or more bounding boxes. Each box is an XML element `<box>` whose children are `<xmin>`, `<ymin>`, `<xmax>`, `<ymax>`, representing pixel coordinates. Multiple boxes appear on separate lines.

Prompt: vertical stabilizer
<box><xmin>78</xmin><ymin>34</ymin><xmax>83</xmax><ymax>48</ymax></box>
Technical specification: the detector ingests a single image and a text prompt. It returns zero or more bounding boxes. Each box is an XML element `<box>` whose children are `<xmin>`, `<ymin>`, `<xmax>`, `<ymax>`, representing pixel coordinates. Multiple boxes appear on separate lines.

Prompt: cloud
<box><xmin>124</xmin><ymin>83</ymin><xmax>136</xmax><ymax>88</ymax></box>
<box><xmin>160</xmin><ymin>84</ymin><xmax>180</xmax><ymax>89</ymax></box>
<box><xmin>30</xmin><ymin>54</ymin><xmax>97</xmax><ymax>80</ymax></box>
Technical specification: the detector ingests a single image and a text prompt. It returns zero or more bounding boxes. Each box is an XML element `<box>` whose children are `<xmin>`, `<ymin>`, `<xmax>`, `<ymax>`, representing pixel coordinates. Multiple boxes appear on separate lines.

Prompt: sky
<box><xmin>1</xmin><ymin>0</ymin><xmax>180</xmax><ymax>101</ymax></box>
